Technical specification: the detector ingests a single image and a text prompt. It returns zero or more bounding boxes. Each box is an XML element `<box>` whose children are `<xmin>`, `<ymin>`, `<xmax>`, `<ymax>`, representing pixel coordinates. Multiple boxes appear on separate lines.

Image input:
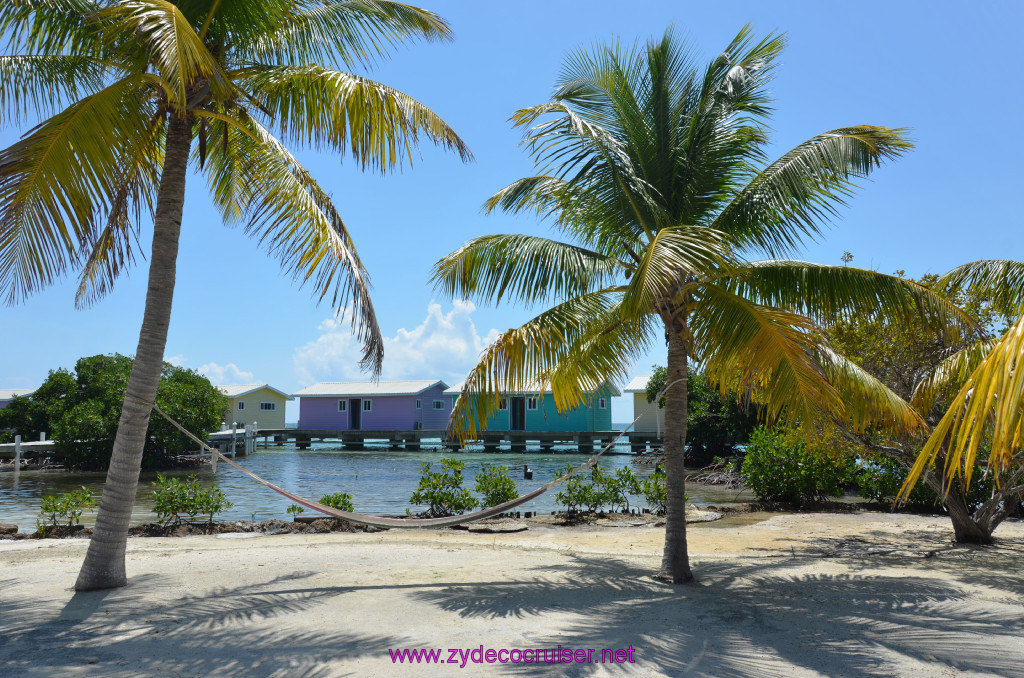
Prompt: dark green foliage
<box><xmin>38</xmin><ymin>487</ymin><xmax>96</xmax><ymax>527</ymax></box>
<box><xmin>554</xmin><ymin>463</ymin><xmax>606</xmax><ymax>513</ymax></box>
<box><xmin>603</xmin><ymin>467</ymin><xmax>641</xmax><ymax>512</ymax></box>
<box><xmin>473</xmin><ymin>465</ymin><xmax>518</xmax><ymax>508</ymax></box>
<box><xmin>151</xmin><ymin>474</ymin><xmax>233</xmax><ymax>526</ymax></box>
<box><xmin>742</xmin><ymin>426</ymin><xmax>858</xmax><ymax>504</ymax></box>
<box><xmin>640</xmin><ymin>468</ymin><xmax>668</xmax><ymax>514</ymax></box>
<box><xmin>856</xmin><ymin>455</ymin><xmax>1002</xmax><ymax>511</ymax></box>
<box><xmin>410</xmin><ymin>458</ymin><xmax>478</xmax><ymax>516</ymax></box>
<box><xmin>646</xmin><ymin>366</ymin><xmax>758</xmax><ymax>465</ymax></box>
<box><xmin>318</xmin><ymin>492</ymin><xmax>355</xmax><ymax>512</ymax></box>
<box><xmin>11</xmin><ymin>354</ymin><xmax>226</xmax><ymax>470</ymax></box>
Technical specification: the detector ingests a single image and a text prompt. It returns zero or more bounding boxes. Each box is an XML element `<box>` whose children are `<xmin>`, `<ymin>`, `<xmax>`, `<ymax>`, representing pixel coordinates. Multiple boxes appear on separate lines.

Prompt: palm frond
<box><xmin>99</xmin><ymin>0</ymin><xmax>231</xmax><ymax>108</ymax></box>
<box><xmin>902</xmin><ymin>316</ymin><xmax>1024</xmax><ymax>497</ymax></box>
<box><xmin>910</xmin><ymin>338</ymin><xmax>1000</xmax><ymax>413</ymax></box>
<box><xmin>0</xmin><ymin>0</ymin><xmax>103</xmax><ymax>55</ymax></box>
<box><xmin>694</xmin><ymin>285</ymin><xmax>841</xmax><ymax>425</ymax></box>
<box><xmin>235</xmin><ymin>0</ymin><xmax>452</xmax><ymax>70</ymax></box>
<box><xmin>0</xmin><ymin>54</ymin><xmax>114</xmax><ymax>124</ymax></box>
<box><xmin>236</xmin><ymin>64</ymin><xmax>470</xmax><ymax>170</ymax></box>
<box><xmin>0</xmin><ymin>74</ymin><xmax>157</xmax><ymax>304</ymax></box>
<box><xmin>619</xmin><ymin>225</ymin><xmax>732</xmax><ymax>317</ymax></box>
<box><xmin>75</xmin><ymin>113</ymin><xmax>165</xmax><ymax>307</ymax></box>
<box><xmin>939</xmin><ymin>259</ymin><xmax>1024</xmax><ymax>317</ymax></box>
<box><xmin>722</xmin><ymin>260</ymin><xmax>980</xmax><ymax>333</ymax></box>
<box><xmin>448</xmin><ymin>289</ymin><xmax>624</xmax><ymax>439</ymax></box>
<box><xmin>818</xmin><ymin>346</ymin><xmax>928</xmax><ymax>435</ymax></box>
<box><xmin>431</xmin><ymin>233</ymin><xmax>623</xmax><ymax>307</ymax></box>
<box><xmin>712</xmin><ymin>127</ymin><xmax>913</xmax><ymax>257</ymax></box>
<box><xmin>202</xmin><ymin>110</ymin><xmax>383</xmax><ymax>373</ymax></box>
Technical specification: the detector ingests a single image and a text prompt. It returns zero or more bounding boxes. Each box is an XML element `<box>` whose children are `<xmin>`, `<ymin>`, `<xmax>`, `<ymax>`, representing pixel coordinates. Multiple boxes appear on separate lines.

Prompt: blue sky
<box><xmin>2</xmin><ymin>0</ymin><xmax>1022</xmax><ymax>423</ymax></box>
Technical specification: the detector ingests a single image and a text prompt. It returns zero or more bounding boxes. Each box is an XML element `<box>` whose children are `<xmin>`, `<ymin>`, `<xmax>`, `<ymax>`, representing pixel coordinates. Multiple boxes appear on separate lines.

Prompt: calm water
<box><xmin>0</xmin><ymin>442</ymin><xmax>753</xmax><ymax>531</ymax></box>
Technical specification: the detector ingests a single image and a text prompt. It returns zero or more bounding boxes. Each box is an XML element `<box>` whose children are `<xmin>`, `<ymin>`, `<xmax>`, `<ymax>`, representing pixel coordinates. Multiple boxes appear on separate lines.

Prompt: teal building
<box><xmin>443</xmin><ymin>381</ymin><xmax>619</xmax><ymax>431</ymax></box>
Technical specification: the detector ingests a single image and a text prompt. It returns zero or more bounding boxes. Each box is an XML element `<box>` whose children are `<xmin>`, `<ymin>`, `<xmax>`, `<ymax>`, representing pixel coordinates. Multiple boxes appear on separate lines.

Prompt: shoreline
<box><xmin>3</xmin><ymin>512</ymin><xmax>1024</xmax><ymax>676</ymax></box>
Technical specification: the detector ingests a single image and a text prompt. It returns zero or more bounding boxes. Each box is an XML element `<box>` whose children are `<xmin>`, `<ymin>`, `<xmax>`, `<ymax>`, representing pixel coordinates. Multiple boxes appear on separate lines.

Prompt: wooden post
<box><xmin>14</xmin><ymin>434</ymin><xmax>21</xmax><ymax>469</ymax></box>
<box><xmin>231</xmin><ymin>422</ymin><xmax>237</xmax><ymax>458</ymax></box>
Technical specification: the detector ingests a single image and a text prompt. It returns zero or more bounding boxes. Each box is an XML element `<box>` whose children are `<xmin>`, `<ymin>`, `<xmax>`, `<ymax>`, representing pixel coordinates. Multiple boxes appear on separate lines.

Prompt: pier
<box><xmin>255</xmin><ymin>429</ymin><xmax>662</xmax><ymax>454</ymax></box>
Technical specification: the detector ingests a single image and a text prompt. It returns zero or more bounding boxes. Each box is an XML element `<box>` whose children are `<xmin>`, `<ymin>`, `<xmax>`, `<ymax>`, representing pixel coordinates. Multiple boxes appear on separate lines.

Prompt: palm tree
<box><xmin>0</xmin><ymin>0</ymin><xmax>470</xmax><ymax>591</ymax></box>
<box><xmin>432</xmin><ymin>26</ymin><xmax>965</xmax><ymax>583</ymax></box>
<box><xmin>902</xmin><ymin>260</ymin><xmax>1024</xmax><ymax>523</ymax></box>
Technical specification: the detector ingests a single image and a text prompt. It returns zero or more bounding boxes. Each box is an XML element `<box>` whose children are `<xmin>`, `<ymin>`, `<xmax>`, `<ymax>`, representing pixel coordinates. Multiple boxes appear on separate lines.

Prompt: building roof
<box><xmin>293</xmin><ymin>380</ymin><xmax>448</xmax><ymax>398</ymax></box>
<box><xmin>623</xmin><ymin>376</ymin><xmax>651</xmax><ymax>393</ymax></box>
<box><xmin>217</xmin><ymin>384</ymin><xmax>294</xmax><ymax>400</ymax></box>
<box><xmin>0</xmin><ymin>388</ymin><xmax>34</xmax><ymax>401</ymax></box>
<box><xmin>443</xmin><ymin>380</ymin><xmax>621</xmax><ymax>397</ymax></box>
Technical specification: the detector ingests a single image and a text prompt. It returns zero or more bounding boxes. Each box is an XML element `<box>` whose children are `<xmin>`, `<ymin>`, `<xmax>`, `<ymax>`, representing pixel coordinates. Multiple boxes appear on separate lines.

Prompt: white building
<box><xmin>624</xmin><ymin>376</ymin><xmax>664</xmax><ymax>434</ymax></box>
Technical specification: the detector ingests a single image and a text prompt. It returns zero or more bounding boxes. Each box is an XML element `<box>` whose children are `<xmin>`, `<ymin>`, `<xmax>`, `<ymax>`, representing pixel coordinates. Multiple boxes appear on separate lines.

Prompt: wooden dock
<box><xmin>255</xmin><ymin>429</ymin><xmax>662</xmax><ymax>454</ymax></box>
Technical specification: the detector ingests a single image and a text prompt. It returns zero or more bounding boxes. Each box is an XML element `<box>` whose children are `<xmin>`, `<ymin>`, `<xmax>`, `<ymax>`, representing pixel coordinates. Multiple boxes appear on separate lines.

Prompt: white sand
<box><xmin>2</xmin><ymin>512</ymin><xmax>1024</xmax><ymax>677</ymax></box>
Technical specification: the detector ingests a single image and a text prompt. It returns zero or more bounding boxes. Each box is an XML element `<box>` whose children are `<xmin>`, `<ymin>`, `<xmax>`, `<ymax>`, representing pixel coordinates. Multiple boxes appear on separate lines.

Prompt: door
<box><xmin>350</xmin><ymin>399</ymin><xmax>361</xmax><ymax>430</ymax></box>
<box><xmin>510</xmin><ymin>397</ymin><xmax>526</xmax><ymax>430</ymax></box>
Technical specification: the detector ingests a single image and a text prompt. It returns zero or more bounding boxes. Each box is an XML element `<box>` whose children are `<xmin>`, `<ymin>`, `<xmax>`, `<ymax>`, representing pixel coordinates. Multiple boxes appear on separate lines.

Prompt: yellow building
<box><xmin>624</xmin><ymin>376</ymin><xmax>664</xmax><ymax>434</ymax></box>
<box><xmin>217</xmin><ymin>384</ymin><xmax>293</xmax><ymax>430</ymax></box>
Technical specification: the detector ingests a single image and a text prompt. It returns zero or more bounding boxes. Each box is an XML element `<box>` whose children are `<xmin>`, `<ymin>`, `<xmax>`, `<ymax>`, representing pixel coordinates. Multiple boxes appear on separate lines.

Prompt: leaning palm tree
<box><xmin>0</xmin><ymin>0</ymin><xmax>470</xmax><ymax>590</ymax></box>
<box><xmin>903</xmin><ymin>260</ymin><xmax>1024</xmax><ymax>515</ymax></box>
<box><xmin>432</xmin><ymin>26</ymin><xmax>966</xmax><ymax>583</ymax></box>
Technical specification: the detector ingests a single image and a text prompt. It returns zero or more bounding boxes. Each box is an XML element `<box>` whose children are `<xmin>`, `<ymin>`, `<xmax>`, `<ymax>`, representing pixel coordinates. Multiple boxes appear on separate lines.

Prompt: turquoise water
<box><xmin>0</xmin><ymin>442</ymin><xmax>752</xmax><ymax>531</ymax></box>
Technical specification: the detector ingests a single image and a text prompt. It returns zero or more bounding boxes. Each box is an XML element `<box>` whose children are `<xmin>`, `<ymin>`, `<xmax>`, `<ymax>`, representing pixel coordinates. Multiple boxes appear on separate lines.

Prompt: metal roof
<box><xmin>623</xmin><ymin>376</ymin><xmax>652</xmax><ymax>393</ymax></box>
<box><xmin>293</xmin><ymin>380</ymin><xmax>448</xmax><ymax>398</ymax></box>
<box><xmin>217</xmin><ymin>384</ymin><xmax>294</xmax><ymax>400</ymax></box>
<box><xmin>443</xmin><ymin>380</ymin><xmax>621</xmax><ymax>397</ymax></box>
<box><xmin>0</xmin><ymin>388</ymin><xmax>34</xmax><ymax>401</ymax></box>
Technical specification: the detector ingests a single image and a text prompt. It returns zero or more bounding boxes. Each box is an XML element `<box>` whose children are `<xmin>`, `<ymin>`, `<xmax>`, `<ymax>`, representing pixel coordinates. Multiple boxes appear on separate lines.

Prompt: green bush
<box><xmin>410</xmin><ymin>458</ymin><xmax>478</xmax><ymax>516</ymax></box>
<box><xmin>473</xmin><ymin>465</ymin><xmax>518</xmax><ymax>508</ymax></box>
<box><xmin>318</xmin><ymin>492</ymin><xmax>355</xmax><ymax>512</ymax></box>
<box><xmin>640</xmin><ymin>468</ymin><xmax>668</xmax><ymax>514</ymax></box>
<box><xmin>286</xmin><ymin>504</ymin><xmax>305</xmax><ymax>517</ymax></box>
<box><xmin>741</xmin><ymin>426</ymin><xmax>857</xmax><ymax>504</ymax></box>
<box><xmin>38</xmin><ymin>487</ymin><xmax>96</xmax><ymax>528</ymax></box>
<box><xmin>604</xmin><ymin>467</ymin><xmax>641</xmax><ymax>512</ymax></box>
<box><xmin>856</xmin><ymin>455</ymin><xmax>1002</xmax><ymax>511</ymax></box>
<box><xmin>151</xmin><ymin>474</ymin><xmax>233</xmax><ymax>526</ymax></box>
<box><xmin>554</xmin><ymin>464</ymin><xmax>611</xmax><ymax>513</ymax></box>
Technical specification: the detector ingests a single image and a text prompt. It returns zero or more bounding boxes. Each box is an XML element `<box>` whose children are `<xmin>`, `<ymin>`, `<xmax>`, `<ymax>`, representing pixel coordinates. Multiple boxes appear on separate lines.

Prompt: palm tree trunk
<box><xmin>658</xmin><ymin>318</ymin><xmax>694</xmax><ymax>583</ymax></box>
<box><xmin>75</xmin><ymin>114</ymin><xmax>192</xmax><ymax>591</ymax></box>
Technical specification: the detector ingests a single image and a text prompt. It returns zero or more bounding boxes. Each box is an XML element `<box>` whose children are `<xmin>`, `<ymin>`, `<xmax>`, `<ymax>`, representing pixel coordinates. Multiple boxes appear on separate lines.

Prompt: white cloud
<box><xmin>292</xmin><ymin>300</ymin><xmax>500</xmax><ymax>385</ymax></box>
<box><xmin>165</xmin><ymin>354</ymin><xmax>187</xmax><ymax>367</ymax></box>
<box><xmin>198</xmin><ymin>362</ymin><xmax>255</xmax><ymax>385</ymax></box>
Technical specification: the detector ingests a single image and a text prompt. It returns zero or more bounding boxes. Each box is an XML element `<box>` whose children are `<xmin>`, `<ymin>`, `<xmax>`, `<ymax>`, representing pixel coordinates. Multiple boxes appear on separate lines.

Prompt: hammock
<box><xmin>150</xmin><ymin>401</ymin><xmax>641</xmax><ymax>530</ymax></box>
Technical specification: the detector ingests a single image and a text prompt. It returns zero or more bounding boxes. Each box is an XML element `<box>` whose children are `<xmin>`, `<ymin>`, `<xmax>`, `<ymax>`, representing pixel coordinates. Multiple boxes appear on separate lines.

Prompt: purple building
<box><xmin>294</xmin><ymin>380</ymin><xmax>451</xmax><ymax>430</ymax></box>
<box><xmin>0</xmin><ymin>389</ymin><xmax>34</xmax><ymax>409</ymax></box>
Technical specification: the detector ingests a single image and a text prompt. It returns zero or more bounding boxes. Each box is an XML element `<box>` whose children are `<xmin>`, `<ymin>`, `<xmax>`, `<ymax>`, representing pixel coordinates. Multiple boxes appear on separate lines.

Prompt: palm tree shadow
<box><xmin>0</xmin><ymin>571</ymin><xmax>405</xmax><ymax>677</ymax></box>
<box><xmin>412</xmin><ymin>553</ymin><xmax>1024</xmax><ymax>677</ymax></box>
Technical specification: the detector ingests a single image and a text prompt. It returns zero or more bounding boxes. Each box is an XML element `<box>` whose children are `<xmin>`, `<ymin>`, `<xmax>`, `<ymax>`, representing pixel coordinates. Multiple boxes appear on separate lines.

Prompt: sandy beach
<box><xmin>2</xmin><ymin>512</ymin><xmax>1024</xmax><ymax>677</ymax></box>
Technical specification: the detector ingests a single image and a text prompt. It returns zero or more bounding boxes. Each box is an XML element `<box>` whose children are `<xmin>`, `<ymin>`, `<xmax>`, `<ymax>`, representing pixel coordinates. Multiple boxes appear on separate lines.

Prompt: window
<box><xmin>498</xmin><ymin>398</ymin><xmax>508</xmax><ymax>411</ymax></box>
<box><xmin>237</xmin><ymin>402</ymin><xmax>245</xmax><ymax>410</ymax></box>
<box><xmin>527</xmin><ymin>397</ymin><xmax>538</xmax><ymax>410</ymax></box>
<box><xmin>599</xmin><ymin>398</ymin><xmax>607</xmax><ymax>409</ymax></box>
<box><xmin>363</xmin><ymin>399</ymin><xmax>372</xmax><ymax>412</ymax></box>
<box><xmin>415</xmin><ymin>399</ymin><xmax>422</xmax><ymax>409</ymax></box>
<box><xmin>432</xmin><ymin>400</ymin><xmax>445</xmax><ymax>410</ymax></box>
<box><xmin>338</xmin><ymin>400</ymin><xmax>347</xmax><ymax>412</ymax></box>
<box><xmin>260</xmin><ymin>402</ymin><xmax>276</xmax><ymax>411</ymax></box>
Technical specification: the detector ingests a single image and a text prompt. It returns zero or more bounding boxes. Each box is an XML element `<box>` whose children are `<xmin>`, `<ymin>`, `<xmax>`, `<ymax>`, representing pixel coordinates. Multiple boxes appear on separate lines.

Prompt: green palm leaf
<box><xmin>431</xmin><ymin>233</ymin><xmax>623</xmax><ymax>306</ymax></box>
<box><xmin>939</xmin><ymin>259</ymin><xmax>1024</xmax><ymax>317</ymax></box>
<box><xmin>237</xmin><ymin>64</ymin><xmax>470</xmax><ymax>170</ymax></box>
<box><xmin>713</xmin><ymin>127</ymin><xmax>913</xmax><ymax>257</ymax></box>
<box><xmin>0</xmin><ymin>74</ymin><xmax>157</xmax><ymax>303</ymax></box>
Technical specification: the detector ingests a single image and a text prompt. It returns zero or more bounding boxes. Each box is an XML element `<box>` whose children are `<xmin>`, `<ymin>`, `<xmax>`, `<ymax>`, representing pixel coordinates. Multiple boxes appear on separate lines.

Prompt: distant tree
<box><xmin>645</xmin><ymin>366</ymin><xmax>757</xmax><ymax>465</ymax></box>
<box><xmin>825</xmin><ymin>273</ymin><xmax>1021</xmax><ymax>542</ymax></box>
<box><xmin>25</xmin><ymin>354</ymin><xmax>226</xmax><ymax>471</ymax></box>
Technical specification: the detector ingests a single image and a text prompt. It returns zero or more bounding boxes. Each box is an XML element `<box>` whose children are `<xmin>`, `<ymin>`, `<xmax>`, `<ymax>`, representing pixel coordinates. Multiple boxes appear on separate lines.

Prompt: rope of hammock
<box><xmin>149</xmin><ymin>400</ymin><xmax>644</xmax><ymax>530</ymax></box>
